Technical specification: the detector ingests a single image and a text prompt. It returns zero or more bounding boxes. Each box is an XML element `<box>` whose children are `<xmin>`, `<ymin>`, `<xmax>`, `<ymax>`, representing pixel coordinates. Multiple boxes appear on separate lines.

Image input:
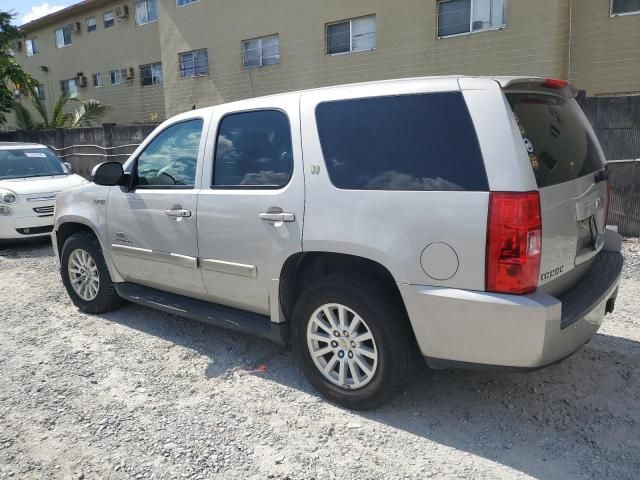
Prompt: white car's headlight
<box><xmin>0</xmin><ymin>189</ymin><xmax>17</xmax><ymax>204</ymax></box>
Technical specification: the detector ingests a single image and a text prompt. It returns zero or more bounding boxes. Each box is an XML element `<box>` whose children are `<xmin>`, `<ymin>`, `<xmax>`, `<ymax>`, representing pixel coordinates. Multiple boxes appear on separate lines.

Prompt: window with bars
<box><xmin>93</xmin><ymin>73</ymin><xmax>103</xmax><ymax>88</ymax></box>
<box><xmin>437</xmin><ymin>0</ymin><xmax>506</xmax><ymax>38</ymax></box>
<box><xmin>55</xmin><ymin>27</ymin><xmax>71</xmax><ymax>48</ymax></box>
<box><xmin>179</xmin><ymin>49</ymin><xmax>209</xmax><ymax>78</ymax></box>
<box><xmin>104</xmin><ymin>11</ymin><xmax>115</xmax><ymax>28</ymax></box>
<box><xmin>326</xmin><ymin>15</ymin><xmax>376</xmax><ymax>55</ymax></box>
<box><xmin>611</xmin><ymin>0</ymin><xmax>640</xmax><ymax>15</ymax></box>
<box><xmin>140</xmin><ymin>62</ymin><xmax>163</xmax><ymax>86</ymax></box>
<box><xmin>109</xmin><ymin>69</ymin><xmax>123</xmax><ymax>85</ymax></box>
<box><xmin>26</xmin><ymin>38</ymin><xmax>38</xmax><ymax>56</ymax></box>
<box><xmin>34</xmin><ymin>84</ymin><xmax>45</xmax><ymax>101</ymax></box>
<box><xmin>135</xmin><ymin>0</ymin><xmax>158</xmax><ymax>25</ymax></box>
<box><xmin>242</xmin><ymin>35</ymin><xmax>280</xmax><ymax>68</ymax></box>
<box><xmin>60</xmin><ymin>79</ymin><xmax>78</xmax><ymax>97</ymax></box>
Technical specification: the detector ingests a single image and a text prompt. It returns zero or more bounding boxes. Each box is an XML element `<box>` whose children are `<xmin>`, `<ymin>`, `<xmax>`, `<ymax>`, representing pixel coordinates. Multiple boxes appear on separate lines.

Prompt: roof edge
<box><xmin>19</xmin><ymin>0</ymin><xmax>111</xmax><ymax>31</ymax></box>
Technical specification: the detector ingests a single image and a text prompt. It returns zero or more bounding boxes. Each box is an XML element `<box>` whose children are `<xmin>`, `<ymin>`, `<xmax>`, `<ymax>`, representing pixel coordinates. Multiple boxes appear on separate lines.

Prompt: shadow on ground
<box><xmin>99</xmin><ymin>300</ymin><xmax>640</xmax><ymax>480</ymax></box>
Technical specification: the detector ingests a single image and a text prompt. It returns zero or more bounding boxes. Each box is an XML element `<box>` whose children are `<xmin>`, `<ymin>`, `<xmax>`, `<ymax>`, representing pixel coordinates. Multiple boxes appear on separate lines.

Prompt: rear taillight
<box><xmin>542</xmin><ymin>78</ymin><xmax>568</xmax><ymax>89</ymax></box>
<box><xmin>486</xmin><ymin>192</ymin><xmax>542</xmax><ymax>295</ymax></box>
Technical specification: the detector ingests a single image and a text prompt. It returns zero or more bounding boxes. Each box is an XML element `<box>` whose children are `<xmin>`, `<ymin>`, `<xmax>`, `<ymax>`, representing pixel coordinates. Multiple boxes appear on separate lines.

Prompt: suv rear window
<box><xmin>315</xmin><ymin>93</ymin><xmax>488</xmax><ymax>191</ymax></box>
<box><xmin>506</xmin><ymin>93</ymin><xmax>604</xmax><ymax>188</ymax></box>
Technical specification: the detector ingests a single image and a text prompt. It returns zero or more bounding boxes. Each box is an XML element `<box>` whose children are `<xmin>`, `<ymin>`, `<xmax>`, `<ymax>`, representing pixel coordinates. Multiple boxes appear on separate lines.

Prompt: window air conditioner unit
<box><xmin>121</xmin><ymin>67</ymin><xmax>135</xmax><ymax>80</ymax></box>
<box><xmin>68</xmin><ymin>21</ymin><xmax>81</xmax><ymax>33</ymax></box>
<box><xmin>115</xmin><ymin>5</ymin><xmax>129</xmax><ymax>19</ymax></box>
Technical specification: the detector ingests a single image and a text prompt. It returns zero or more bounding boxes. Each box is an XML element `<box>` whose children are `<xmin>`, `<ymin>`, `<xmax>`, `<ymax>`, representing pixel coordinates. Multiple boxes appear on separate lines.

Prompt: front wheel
<box><xmin>60</xmin><ymin>232</ymin><xmax>122</xmax><ymax>314</ymax></box>
<box><xmin>292</xmin><ymin>274</ymin><xmax>418</xmax><ymax>410</ymax></box>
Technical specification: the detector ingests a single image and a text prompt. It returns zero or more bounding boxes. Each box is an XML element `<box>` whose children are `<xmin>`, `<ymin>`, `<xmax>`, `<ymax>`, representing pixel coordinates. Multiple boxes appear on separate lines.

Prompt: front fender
<box><xmin>54</xmin><ymin>184</ymin><xmax>124</xmax><ymax>283</ymax></box>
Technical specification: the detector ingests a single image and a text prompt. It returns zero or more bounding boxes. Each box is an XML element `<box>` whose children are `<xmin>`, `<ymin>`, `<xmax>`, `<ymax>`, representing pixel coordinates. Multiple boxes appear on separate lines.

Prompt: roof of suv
<box><xmin>184</xmin><ymin>75</ymin><xmax>549</xmax><ymax>119</ymax></box>
<box><xmin>0</xmin><ymin>142</ymin><xmax>47</xmax><ymax>150</ymax></box>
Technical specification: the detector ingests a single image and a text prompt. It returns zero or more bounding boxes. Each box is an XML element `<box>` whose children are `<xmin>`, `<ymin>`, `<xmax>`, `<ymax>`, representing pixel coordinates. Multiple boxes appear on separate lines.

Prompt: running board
<box><xmin>114</xmin><ymin>282</ymin><xmax>289</xmax><ymax>345</ymax></box>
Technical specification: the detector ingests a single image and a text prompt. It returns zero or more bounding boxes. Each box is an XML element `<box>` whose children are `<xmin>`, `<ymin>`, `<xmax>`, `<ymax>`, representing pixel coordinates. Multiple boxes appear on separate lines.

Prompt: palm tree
<box><xmin>13</xmin><ymin>85</ymin><xmax>109</xmax><ymax>130</ymax></box>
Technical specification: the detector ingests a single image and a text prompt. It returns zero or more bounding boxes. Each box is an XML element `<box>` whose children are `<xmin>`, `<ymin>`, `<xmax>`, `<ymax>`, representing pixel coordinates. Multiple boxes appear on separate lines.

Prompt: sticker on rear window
<box><xmin>25</xmin><ymin>152</ymin><xmax>47</xmax><ymax>158</ymax></box>
<box><xmin>513</xmin><ymin>112</ymin><xmax>540</xmax><ymax>170</ymax></box>
<box><xmin>523</xmin><ymin>138</ymin><xmax>534</xmax><ymax>153</ymax></box>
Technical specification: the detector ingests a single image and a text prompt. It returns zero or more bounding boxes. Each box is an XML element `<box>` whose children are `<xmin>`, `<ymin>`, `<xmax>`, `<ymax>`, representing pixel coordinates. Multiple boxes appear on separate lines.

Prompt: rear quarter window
<box><xmin>506</xmin><ymin>93</ymin><xmax>604</xmax><ymax>188</ymax></box>
<box><xmin>314</xmin><ymin>93</ymin><xmax>488</xmax><ymax>191</ymax></box>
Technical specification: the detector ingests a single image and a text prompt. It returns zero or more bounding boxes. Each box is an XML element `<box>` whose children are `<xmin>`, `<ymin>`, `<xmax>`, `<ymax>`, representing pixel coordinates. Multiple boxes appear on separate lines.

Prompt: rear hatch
<box><xmin>503</xmin><ymin>81</ymin><xmax>608</xmax><ymax>296</ymax></box>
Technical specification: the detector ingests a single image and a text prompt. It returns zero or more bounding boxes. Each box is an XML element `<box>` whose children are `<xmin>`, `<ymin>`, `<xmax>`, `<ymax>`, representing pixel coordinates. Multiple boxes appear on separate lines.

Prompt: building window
<box><xmin>176</xmin><ymin>0</ymin><xmax>199</xmax><ymax>7</ymax></box>
<box><xmin>140</xmin><ymin>62</ymin><xmax>163</xmax><ymax>86</ymax></box>
<box><xmin>611</xmin><ymin>0</ymin><xmax>640</xmax><ymax>15</ymax></box>
<box><xmin>437</xmin><ymin>0</ymin><xmax>506</xmax><ymax>37</ymax></box>
<box><xmin>242</xmin><ymin>35</ymin><xmax>280</xmax><ymax>68</ymax></box>
<box><xmin>104</xmin><ymin>11</ymin><xmax>115</xmax><ymax>28</ymax></box>
<box><xmin>25</xmin><ymin>38</ymin><xmax>38</xmax><ymax>57</ymax></box>
<box><xmin>179</xmin><ymin>49</ymin><xmax>208</xmax><ymax>78</ymax></box>
<box><xmin>54</xmin><ymin>27</ymin><xmax>72</xmax><ymax>48</ymax></box>
<box><xmin>87</xmin><ymin>17</ymin><xmax>96</xmax><ymax>32</ymax></box>
<box><xmin>34</xmin><ymin>84</ymin><xmax>46</xmax><ymax>101</ymax></box>
<box><xmin>93</xmin><ymin>73</ymin><xmax>103</xmax><ymax>87</ymax></box>
<box><xmin>326</xmin><ymin>15</ymin><xmax>376</xmax><ymax>55</ymax></box>
<box><xmin>135</xmin><ymin>0</ymin><xmax>158</xmax><ymax>25</ymax></box>
<box><xmin>109</xmin><ymin>69</ymin><xmax>123</xmax><ymax>85</ymax></box>
<box><xmin>60</xmin><ymin>79</ymin><xmax>78</xmax><ymax>97</ymax></box>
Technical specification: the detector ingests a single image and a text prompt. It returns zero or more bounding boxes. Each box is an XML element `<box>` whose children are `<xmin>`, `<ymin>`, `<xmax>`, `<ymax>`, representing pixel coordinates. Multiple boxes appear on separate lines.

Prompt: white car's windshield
<box><xmin>0</xmin><ymin>148</ymin><xmax>67</xmax><ymax>180</ymax></box>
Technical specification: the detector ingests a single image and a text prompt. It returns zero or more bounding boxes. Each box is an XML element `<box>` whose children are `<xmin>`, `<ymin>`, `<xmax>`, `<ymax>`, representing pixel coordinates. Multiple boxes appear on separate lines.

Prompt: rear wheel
<box><xmin>61</xmin><ymin>232</ymin><xmax>122</xmax><ymax>314</ymax></box>
<box><xmin>292</xmin><ymin>274</ymin><xmax>418</xmax><ymax>410</ymax></box>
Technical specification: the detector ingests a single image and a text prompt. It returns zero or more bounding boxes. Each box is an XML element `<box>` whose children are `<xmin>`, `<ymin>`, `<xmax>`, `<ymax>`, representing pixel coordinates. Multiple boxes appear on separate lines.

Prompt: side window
<box><xmin>136</xmin><ymin>119</ymin><xmax>203</xmax><ymax>187</ymax></box>
<box><xmin>213</xmin><ymin>110</ymin><xmax>293</xmax><ymax>188</ymax></box>
<box><xmin>315</xmin><ymin>93</ymin><xmax>489</xmax><ymax>191</ymax></box>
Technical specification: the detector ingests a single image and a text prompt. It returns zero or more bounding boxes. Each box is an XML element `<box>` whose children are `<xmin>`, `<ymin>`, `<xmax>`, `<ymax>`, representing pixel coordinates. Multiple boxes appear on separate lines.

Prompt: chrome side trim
<box><xmin>111</xmin><ymin>244</ymin><xmax>197</xmax><ymax>269</ymax></box>
<box><xmin>201</xmin><ymin>258</ymin><xmax>257</xmax><ymax>278</ymax></box>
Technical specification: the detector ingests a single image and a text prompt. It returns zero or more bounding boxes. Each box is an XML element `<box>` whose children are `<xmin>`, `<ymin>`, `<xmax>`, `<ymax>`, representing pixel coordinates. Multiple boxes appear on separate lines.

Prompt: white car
<box><xmin>0</xmin><ymin>142</ymin><xmax>87</xmax><ymax>240</ymax></box>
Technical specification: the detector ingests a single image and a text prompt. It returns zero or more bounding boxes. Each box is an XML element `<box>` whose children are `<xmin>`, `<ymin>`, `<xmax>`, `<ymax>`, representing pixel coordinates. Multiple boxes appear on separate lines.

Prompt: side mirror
<box><xmin>92</xmin><ymin>161</ymin><xmax>124</xmax><ymax>186</ymax></box>
<box><xmin>64</xmin><ymin>162</ymin><xmax>73</xmax><ymax>172</ymax></box>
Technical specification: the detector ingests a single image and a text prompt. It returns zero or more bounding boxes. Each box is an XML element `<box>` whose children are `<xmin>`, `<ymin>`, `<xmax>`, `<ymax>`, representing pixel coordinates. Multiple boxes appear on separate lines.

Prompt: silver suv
<box><xmin>52</xmin><ymin>76</ymin><xmax>623</xmax><ymax>409</ymax></box>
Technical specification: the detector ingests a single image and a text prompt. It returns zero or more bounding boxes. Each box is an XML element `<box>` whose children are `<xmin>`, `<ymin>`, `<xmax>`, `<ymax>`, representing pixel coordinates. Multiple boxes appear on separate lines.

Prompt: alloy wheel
<box><xmin>306</xmin><ymin>303</ymin><xmax>378</xmax><ymax>390</ymax></box>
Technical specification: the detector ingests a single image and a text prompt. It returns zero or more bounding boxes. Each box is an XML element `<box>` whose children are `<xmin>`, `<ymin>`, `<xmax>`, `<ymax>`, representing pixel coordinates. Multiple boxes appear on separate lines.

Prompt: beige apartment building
<box><xmin>9</xmin><ymin>0</ymin><xmax>640</xmax><ymax>127</ymax></box>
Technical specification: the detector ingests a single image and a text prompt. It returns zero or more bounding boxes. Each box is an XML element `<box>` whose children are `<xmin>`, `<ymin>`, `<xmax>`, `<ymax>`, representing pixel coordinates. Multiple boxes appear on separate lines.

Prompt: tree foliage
<box><xmin>14</xmin><ymin>84</ymin><xmax>109</xmax><ymax>130</ymax></box>
<box><xmin>0</xmin><ymin>11</ymin><xmax>35</xmax><ymax>125</ymax></box>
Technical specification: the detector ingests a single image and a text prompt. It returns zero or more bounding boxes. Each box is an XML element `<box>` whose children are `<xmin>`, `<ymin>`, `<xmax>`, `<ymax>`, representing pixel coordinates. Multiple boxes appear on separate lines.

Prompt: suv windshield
<box><xmin>506</xmin><ymin>93</ymin><xmax>604</xmax><ymax>188</ymax></box>
<box><xmin>0</xmin><ymin>148</ymin><xmax>67</xmax><ymax>180</ymax></box>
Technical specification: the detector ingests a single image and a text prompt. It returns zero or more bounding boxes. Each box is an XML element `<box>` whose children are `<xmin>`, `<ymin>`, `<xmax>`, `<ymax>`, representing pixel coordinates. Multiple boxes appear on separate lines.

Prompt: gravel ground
<box><xmin>0</xmin><ymin>238</ymin><xmax>639</xmax><ymax>480</ymax></box>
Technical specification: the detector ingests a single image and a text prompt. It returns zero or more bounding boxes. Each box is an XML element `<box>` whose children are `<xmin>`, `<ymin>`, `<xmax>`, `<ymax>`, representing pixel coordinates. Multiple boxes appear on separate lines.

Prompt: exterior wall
<box><xmin>158</xmin><ymin>0</ymin><xmax>570</xmax><ymax>117</ymax></box>
<box><xmin>13</xmin><ymin>0</ymin><xmax>165</xmax><ymax>126</ymax></box>
<box><xmin>8</xmin><ymin>0</ymin><xmax>640</xmax><ymax>126</ymax></box>
<box><xmin>570</xmin><ymin>0</ymin><xmax>640</xmax><ymax>96</ymax></box>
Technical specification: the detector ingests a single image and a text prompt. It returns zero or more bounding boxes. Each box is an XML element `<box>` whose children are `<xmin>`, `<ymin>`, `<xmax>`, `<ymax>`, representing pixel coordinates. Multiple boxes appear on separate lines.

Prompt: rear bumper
<box><xmin>400</xmin><ymin>249</ymin><xmax>623</xmax><ymax>369</ymax></box>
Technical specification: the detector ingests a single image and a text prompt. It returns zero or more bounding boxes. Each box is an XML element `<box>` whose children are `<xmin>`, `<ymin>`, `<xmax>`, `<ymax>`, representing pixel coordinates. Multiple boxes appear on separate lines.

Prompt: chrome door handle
<box><xmin>165</xmin><ymin>208</ymin><xmax>192</xmax><ymax>218</ymax></box>
<box><xmin>259</xmin><ymin>212</ymin><xmax>295</xmax><ymax>222</ymax></box>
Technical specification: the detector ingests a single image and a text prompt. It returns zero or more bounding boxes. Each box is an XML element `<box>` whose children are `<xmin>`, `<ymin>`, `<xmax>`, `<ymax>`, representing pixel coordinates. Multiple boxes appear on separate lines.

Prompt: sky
<box><xmin>3</xmin><ymin>0</ymin><xmax>77</xmax><ymax>26</ymax></box>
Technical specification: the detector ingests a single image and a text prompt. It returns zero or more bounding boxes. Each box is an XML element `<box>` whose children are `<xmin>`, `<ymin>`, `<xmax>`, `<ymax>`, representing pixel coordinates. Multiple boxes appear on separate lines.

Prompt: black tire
<box><xmin>60</xmin><ymin>231</ymin><xmax>122</xmax><ymax>314</ymax></box>
<box><xmin>292</xmin><ymin>274</ymin><xmax>419</xmax><ymax>410</ymax></box>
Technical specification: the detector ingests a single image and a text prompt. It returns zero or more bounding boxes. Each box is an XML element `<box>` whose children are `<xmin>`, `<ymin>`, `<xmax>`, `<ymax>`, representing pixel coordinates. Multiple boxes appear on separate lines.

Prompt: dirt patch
<box><xmin>0</xmin><ymin>238</ymin><xmax>639</xmax><ymax>479</ymax></box>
